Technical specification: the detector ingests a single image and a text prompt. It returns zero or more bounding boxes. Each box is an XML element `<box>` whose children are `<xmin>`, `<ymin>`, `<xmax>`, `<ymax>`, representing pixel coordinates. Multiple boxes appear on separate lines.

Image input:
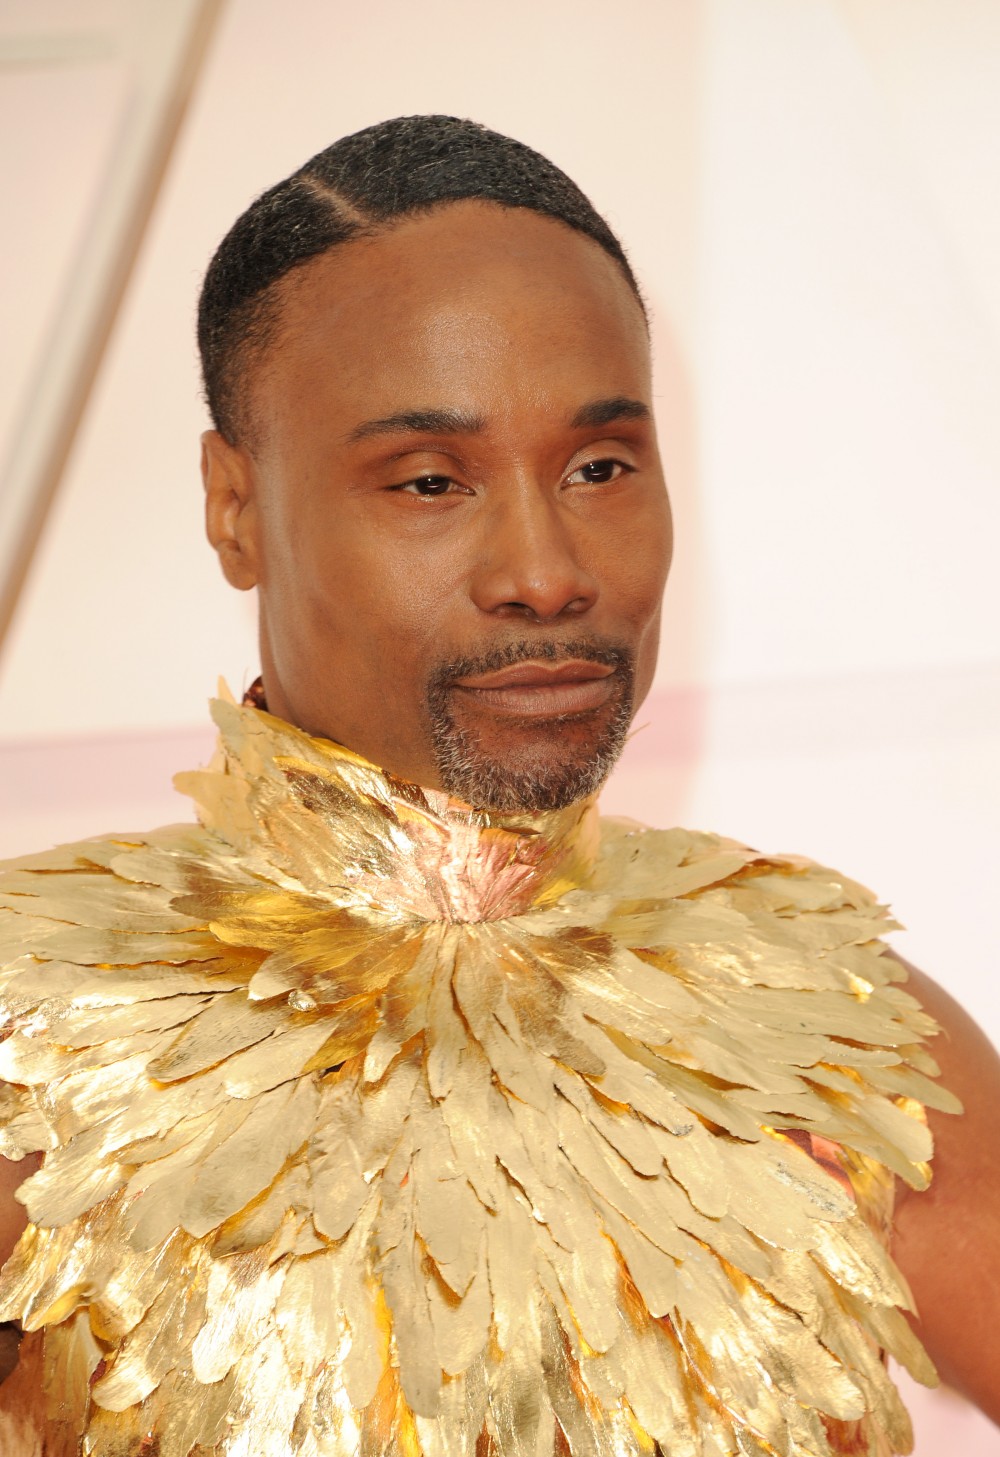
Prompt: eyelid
<box><xmin>380</xmin><ymin>445</ymin><xmax>466</xmax><ymax>467</ymax></box>
<box><xmin>390</xmin><ymin>474</ymin><xmax>471</xmax><ymax>496</ymax></box>
<box><xmin>567</xmin><ymin>436</ymin><xmax>640</xmax><ymax>467</ymax></box>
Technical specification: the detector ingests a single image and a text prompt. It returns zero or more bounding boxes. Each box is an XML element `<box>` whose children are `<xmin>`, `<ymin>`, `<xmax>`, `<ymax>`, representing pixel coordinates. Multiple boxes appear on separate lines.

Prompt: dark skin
<box><xmin>0</xmin><ymin>203</ymin><xmax>997</xmax><ymax>1420</ymax></box>
<box><xmin>891</xmin><ymin>962</ymin><xmax>1000</xmax><ymax>1421</ymax></box>
<box><xmin>204</xmin><ymin>203</ymin><xmax>670</xmax><ymax>789</ymax></box>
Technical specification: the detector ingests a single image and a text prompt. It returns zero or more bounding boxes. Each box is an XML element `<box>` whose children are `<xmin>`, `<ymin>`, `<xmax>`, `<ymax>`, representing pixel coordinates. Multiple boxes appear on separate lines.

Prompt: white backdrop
<box><xmin>1</xmin><ymin>1</ymin><xmax>998</xmax><ymax>1443</ymax></box>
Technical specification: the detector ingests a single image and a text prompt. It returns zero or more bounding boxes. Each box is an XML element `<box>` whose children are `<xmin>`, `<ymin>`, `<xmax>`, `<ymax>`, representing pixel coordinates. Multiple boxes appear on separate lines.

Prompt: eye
<box><xmin>566</xmin><ymin>458</ymin><xmax>632</xmax><ymax>486</ymax></box>
<box><xmin>394</xmin><ymin>474</ymin><xmax>459</xmax><ymax>497</ymax></box>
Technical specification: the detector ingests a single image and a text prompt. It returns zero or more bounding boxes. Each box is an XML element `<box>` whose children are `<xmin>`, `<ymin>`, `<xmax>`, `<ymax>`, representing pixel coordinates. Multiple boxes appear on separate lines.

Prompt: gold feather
<box><xmin>0</xmin><ymin>696</ymin><xmax>956</xmax><ymax>1454</ymax></box>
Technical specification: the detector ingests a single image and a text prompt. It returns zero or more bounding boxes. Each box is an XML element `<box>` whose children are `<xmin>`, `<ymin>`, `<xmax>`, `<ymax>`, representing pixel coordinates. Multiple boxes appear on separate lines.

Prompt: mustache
<box><xmin>428</xmin><ymin>637</ymin><xmax>633</xmax><ymax>689</ymax></box>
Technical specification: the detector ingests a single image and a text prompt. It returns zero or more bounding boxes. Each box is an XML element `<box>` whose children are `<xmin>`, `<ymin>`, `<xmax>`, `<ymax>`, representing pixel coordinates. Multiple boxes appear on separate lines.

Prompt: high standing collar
<box><xmin>174</xmin><ymin>693</ymin><xmax>602</xmax><ymax>924</ymax></box>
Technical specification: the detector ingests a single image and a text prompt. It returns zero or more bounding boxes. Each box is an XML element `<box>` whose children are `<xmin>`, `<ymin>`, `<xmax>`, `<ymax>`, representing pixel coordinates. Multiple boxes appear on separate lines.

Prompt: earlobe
<box><xmin>202</xmin><ymin>430</ymin><xmax>260</xmax><ymax>591</ymax></box>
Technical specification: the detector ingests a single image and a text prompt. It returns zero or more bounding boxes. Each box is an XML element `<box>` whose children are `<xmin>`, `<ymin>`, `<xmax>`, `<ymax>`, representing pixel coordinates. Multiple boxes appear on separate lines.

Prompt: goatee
<box><xmin>426</xmin><ymin>638</ymin><xmax>635</xmax><ymax>813</ymax></box>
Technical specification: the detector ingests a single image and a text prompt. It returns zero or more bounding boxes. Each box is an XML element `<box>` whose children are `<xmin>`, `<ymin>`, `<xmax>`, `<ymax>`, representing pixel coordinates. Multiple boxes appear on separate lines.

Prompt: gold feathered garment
<box><xmin>0</xmin><ymin>696</ymin><xmax>958</xmax><ymax>1457</ymax></box>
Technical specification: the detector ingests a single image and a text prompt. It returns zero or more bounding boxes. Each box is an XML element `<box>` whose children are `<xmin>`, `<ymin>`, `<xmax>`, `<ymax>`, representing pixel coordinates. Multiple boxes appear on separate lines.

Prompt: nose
<box><xmin>469</xmin><ymin>476</ymin><xmax>599</xmax><ymax>623</ymax></box>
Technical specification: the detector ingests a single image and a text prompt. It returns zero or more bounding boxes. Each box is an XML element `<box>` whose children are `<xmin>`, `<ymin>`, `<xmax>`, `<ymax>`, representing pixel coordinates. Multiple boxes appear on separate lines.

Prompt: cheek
<box><xmin>270</xmin><ymin>506</ymin><xmax>467</xmax><ymax>675</ymax></box>
<box><xmin>599</xmin><ymin>494</ymin><xmax>672</xmax><ymax>619</ymax></box>
<box><xmin>634</xmin><ymin>602</ymin><xmax>664</xmax><ymax>698</ymax></box>
<box><xmin>598</xmin><ymin>494</ymin><xmax>671</xmax><ymax>694</ymax></box>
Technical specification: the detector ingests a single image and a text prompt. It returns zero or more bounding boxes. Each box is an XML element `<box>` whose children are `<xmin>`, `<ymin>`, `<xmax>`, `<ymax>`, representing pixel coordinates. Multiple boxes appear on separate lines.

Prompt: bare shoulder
<box><xmin>889</xmin><ymin>956</ymin><xmax>1000</xmax><ymax>1422</ymax></box>
<box><xmin>894</xmin><ymin>958</ymin><xmax>1000</xmax><ymax>1209</ymax></box>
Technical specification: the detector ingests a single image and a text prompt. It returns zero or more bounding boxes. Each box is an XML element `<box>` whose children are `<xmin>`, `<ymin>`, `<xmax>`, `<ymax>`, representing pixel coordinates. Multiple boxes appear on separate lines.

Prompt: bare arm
<box><xmin>891</xmin><ymin>960</ymin><xmax>1000</xmax><ymax>1424</ymax></box>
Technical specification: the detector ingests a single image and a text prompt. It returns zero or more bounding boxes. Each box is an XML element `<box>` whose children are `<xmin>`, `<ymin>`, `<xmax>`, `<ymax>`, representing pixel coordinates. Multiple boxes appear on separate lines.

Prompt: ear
<box><xmin>202</xmin><ymin>431</ymin><xmax>260</xmax><ymax>590</ymax></box>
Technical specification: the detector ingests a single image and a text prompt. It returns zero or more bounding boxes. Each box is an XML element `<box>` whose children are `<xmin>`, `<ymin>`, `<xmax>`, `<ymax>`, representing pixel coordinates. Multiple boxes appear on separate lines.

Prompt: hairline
<box><xmin>229</xmin><ymin>197</ymin><xmax>650</xmax><ymax>453</ymax></box>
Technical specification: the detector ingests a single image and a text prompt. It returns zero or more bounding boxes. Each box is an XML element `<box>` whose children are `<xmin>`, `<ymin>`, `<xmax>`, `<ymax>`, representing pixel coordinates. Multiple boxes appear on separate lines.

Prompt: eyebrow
<box><xmin>344</xmin><ymin>395</ymin><xmax>651</xmax><ymax>445</ymax></box>
<box><xmin>570</xmin><ymin>396</ymin><xmax>651</xmax><ymax>429</ymax></box>
<box><xmin>345</xmin><ymin>407</ymin><xmax>486</xmax><ymax>443</ymax></box>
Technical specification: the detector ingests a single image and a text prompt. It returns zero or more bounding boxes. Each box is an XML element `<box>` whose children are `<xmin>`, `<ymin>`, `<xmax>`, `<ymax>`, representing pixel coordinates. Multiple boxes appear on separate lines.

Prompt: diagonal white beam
<box><xmin>0</xmin><ymin>0</ymin><xmax>226</xmax><ymax>653</ymax></box>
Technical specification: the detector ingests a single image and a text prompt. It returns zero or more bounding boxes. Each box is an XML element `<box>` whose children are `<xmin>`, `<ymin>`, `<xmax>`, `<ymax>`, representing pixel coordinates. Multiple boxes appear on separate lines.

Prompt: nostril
<box><xmin>493</xmin><ymin>597</ymin><xmax>591</xmax><ymax>624</ymax></box>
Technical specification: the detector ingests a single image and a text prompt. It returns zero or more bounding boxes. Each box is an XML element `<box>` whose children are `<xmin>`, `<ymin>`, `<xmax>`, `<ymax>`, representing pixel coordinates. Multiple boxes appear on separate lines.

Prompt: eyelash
<box><xmin>391</xmin><ymin>458</ymin><xmax>634</xmax><ymax>497</ymax></box>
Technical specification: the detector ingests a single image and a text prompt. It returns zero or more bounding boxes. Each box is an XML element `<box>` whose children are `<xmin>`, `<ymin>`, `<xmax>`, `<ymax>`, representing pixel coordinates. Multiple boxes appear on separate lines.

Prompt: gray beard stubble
<box><xmin>426</xmin><ymin>639</ymin><xmax>635</xmax><ymax>813</ymax></box>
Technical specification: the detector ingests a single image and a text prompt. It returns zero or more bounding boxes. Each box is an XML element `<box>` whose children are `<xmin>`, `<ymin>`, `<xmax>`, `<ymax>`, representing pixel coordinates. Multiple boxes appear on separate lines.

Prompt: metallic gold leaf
<box><xmin>0</xmin><ymin>697</ymin><xmax>954</xmax><ymax>1454</ymax></box>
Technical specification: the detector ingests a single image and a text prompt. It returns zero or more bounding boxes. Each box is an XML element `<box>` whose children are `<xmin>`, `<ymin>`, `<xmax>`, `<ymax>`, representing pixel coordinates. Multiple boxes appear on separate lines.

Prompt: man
<box><xmin>0</xmin><ymin>115</ymin><xmax>996</xmax><ymax>1454</ymax></box>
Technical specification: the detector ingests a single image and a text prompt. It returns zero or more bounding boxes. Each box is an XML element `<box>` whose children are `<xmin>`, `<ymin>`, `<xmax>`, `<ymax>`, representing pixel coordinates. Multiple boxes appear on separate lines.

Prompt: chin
<box><xmin>431</xmin><ymin>701</ymin><xmax>632</xmax><ymax>814</ymax></box>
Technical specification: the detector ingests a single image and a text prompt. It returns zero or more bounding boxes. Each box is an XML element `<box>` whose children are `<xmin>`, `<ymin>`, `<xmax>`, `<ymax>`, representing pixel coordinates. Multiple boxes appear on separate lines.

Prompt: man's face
<box><xmin>204</xmin><ymin>200</ymin><xmax>672</xmax><ymax>809</ymax></box>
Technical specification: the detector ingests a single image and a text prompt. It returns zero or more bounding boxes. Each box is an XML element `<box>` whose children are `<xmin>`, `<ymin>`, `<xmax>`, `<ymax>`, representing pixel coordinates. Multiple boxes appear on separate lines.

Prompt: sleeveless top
<box><xmin>0</xmin><ymin>694</ymin><xmax>958</xmax><ymax>1456</ymax></box>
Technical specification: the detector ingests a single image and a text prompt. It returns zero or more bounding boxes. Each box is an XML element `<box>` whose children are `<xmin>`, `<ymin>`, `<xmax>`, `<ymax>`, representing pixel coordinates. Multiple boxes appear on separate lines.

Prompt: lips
<box><xmin>451</xmin><ymin>658</ymin><xmax>617</xmax><ymax>718</ymax></box>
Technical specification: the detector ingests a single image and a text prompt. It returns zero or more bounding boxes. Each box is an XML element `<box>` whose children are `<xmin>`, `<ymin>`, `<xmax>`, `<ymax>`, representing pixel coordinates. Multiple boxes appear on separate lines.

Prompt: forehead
<box><xmin>253</xmin><ymin>201</ymin><xmax>650</xmax><ymax>443</ymax></box>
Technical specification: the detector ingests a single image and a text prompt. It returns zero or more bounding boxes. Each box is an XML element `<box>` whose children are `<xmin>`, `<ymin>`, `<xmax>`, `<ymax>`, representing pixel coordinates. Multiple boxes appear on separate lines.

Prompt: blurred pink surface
<box><xmin>899</xmin><ymin>1370</ymin><xmax>1000</xmax><ymax>1452</ymax></box>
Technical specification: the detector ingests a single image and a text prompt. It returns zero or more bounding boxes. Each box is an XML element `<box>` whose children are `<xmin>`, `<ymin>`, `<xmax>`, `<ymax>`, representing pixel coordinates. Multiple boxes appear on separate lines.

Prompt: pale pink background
<box><xmin>1</xmin><ymin>0</ymin><xmax>998</xmax><ymax>1445</ymax></box>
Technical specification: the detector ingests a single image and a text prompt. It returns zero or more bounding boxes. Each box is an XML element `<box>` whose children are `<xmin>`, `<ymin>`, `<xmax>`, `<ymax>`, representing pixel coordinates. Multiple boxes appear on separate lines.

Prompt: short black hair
<box><xmin>197</xmin><ymin>114</ymin><xmax>644</xmax><ymax>444</ymax></box>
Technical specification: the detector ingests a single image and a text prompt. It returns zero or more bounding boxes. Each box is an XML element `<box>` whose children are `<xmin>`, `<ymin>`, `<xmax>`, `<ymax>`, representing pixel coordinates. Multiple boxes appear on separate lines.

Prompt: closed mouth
<box><xmin>451</xmin><ymin>659</ymin><xmax>617</xmax><ymax>718</ymax></box>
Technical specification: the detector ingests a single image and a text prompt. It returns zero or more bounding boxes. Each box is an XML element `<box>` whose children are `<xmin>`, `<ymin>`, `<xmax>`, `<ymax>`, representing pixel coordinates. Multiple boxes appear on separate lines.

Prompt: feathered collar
<box><xmin>0</xmin><ymin>696</ymin><xmax>958</xmax><ymax>1456</ymax></box>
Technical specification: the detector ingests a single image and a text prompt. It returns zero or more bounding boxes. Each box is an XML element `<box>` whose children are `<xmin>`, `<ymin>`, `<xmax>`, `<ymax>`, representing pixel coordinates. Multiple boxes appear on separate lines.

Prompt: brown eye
<box><xmin>566</xmin><ymin>459</ymin><xmax>628</xmax><ymax>486</ymax></box>
<box><xmin>399</xmin><ymin>475</ymin><xmax>454</xmax><ymax>496</ymax></box>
